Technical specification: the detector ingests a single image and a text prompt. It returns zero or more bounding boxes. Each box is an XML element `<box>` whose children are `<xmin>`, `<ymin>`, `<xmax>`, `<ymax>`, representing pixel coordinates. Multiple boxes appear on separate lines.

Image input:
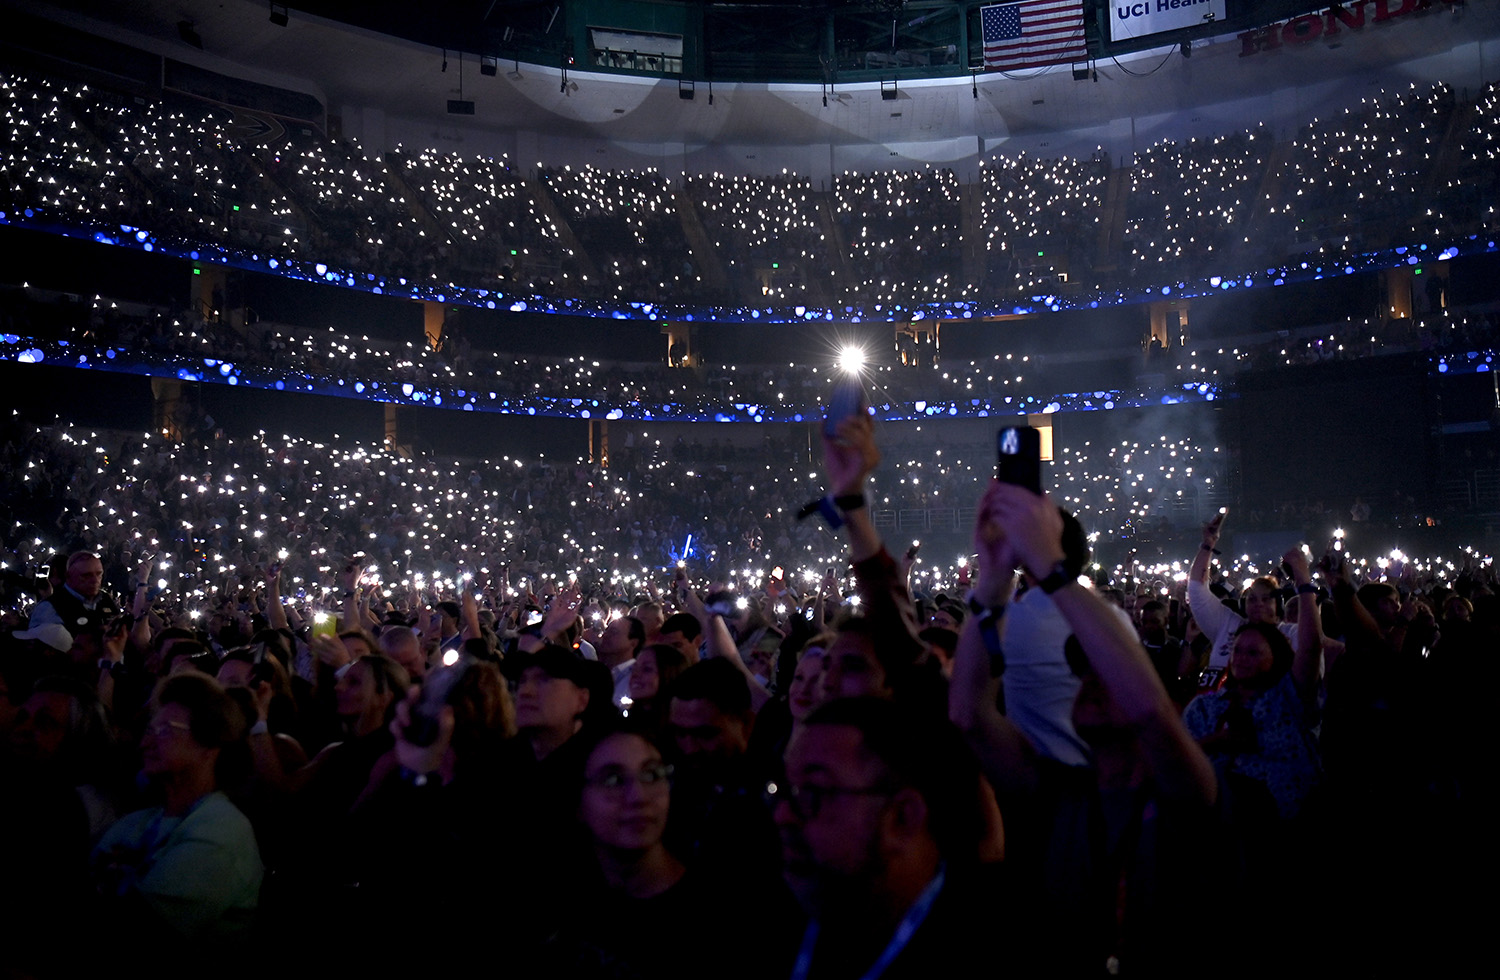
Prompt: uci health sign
<box><xmin>1111</xmin><ymin>0</ymin><xmax>1226</xmax><ymax>41</ymax></box>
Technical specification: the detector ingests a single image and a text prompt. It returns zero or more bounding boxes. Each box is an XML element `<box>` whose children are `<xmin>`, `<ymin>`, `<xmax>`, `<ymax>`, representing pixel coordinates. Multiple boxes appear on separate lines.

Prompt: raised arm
<box><xmin>823</xmin><ymin>413</ymin><xmax>882</xmax><ymax>563</ymax></box>
<box><xmin>129</xmin><ymin>554</ymin><xmax>155</xmax><ymax>653</ymax></box>
<box><xmin>824</xmin><ymin>414</ymin><xmax>923</xmax><ymax>664</ymax></box>
<box><xmin>675</xmin><ymin>565</ymin><xmax>710</xmax><ymax>633</ymax></box>
<box><xmin>341</xmin><ymin>561</ymin><xmax>363</xmax><ymax>630</ymax></box>
<box><xmin>1322</xmin><ymin>554</ymin><xmax>1401</xmax><ymax>664</ymax></box>
<box><xmin>539</xmin><ymin>583</ymin><xmax>582</xmax><ymax>648</ymax></box>
<box><xmin>460</xmin><ymin>587</ymin><xmax>483</xmax><ymax>643</ymax></box>
<box><xmin>949</xmin><ymin>485</ymin><xmax>1037</xmax><ymax>797</ymax></box>
<box><xmin>1282</xmin><ymin>546</ymin><xmax>1322</xmax><ymax>701</ymax></box>
<box><xmin>704</xmin><ymin>609</ymin><xmax>772</xmax><ymax>712</ymax></box>
<box><xmin>359</xmin><ymin>583</ymin><xmax>382</xmax><ymax>632</ymax></box>
<box><xmin>1189</xmin><ymin>510</ymin><xmax>1224</xmax><ymax>584</ymax></box>
<box><xmin>1186</xmin><ymin>510</ymin><xmax>1233</xmax><ymax>638</ymax></box>
<box><xmin>97</xmin><ymin>616</ymin><xmax>129</xmax><ymax>718</ymax></box>
<box><xmin>989</xmin><ymin>482</ymin><xmax>1217</xmax><ymax>807</ymax></box>
<box><xmin>674</xmin><ymin>566</ymin><xmax>769</xmax><ymax>707</ymax></box>
<box><xmin>263</xmin><ymin>562</ymin><xmax>290</xmax><ymax>632</ymax></box>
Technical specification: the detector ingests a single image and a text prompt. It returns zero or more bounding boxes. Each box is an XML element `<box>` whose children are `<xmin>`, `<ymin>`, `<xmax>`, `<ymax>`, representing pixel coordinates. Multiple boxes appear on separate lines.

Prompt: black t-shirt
<box><xmin>1001</xmin><ymin>757</ymin><xmax>1222</xmax><ymax>978</ymax></box>
<box><xmin>545</xmin><ymin>866</ymin><xmax>801</xmax><ymax>980</ymax></box>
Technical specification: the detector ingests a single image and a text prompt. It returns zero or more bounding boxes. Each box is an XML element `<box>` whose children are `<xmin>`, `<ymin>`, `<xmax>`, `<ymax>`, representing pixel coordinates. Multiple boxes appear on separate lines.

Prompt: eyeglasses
<box><xmin>764</xmin><ymin>780</ymin><xmax>894</xmax><ymax>820</ymax></box>
<box><xmin>145</xmin><ymin>719</ymin><xmax>192</xmax><ymax>739</ymax></box>
<box><xmin>585</xmin><ymin>762</ymin><xmax>673</xmax><ymax>792</ymax></box>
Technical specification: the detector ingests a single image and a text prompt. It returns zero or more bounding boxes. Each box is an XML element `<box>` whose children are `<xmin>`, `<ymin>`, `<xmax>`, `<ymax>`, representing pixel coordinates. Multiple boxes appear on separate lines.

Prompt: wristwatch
<box><xmin>1037</xmin><ymin>560</ymin><xmax>1075</xmax><ymax>595</ymax></box>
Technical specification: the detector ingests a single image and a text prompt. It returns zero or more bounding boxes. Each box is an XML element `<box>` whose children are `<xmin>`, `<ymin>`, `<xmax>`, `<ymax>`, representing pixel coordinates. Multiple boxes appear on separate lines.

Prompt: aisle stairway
<box><xmin>816</xmin><ymin>192</ymin><xmax>853</xmax><ymax>294</ymax></box>
<box><xmin>960</xmin><ymin>183</ymin><xmax>985</xmax><ymax>289</ymax></box>
<box><xmin>523</xmin><ymin>175</ymin><xmax>600</xmax><ymax>286</ymax></box>
<box><xmin>1094</xmin><ymin>163</ymin><xmax>1127</xmax><ymax>274</ymax></box>
<box><xmin>671</xmin><ymin>186</ymin><xmax>730</xmax><ymax>296</ymax></box>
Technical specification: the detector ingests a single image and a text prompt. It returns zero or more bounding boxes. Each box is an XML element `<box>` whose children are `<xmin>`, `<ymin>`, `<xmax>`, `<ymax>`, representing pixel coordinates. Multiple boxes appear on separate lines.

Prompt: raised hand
<box><xmin>822</xmin><ymin>413</ymin><xmax>879</xmax><ymax>497</ymax></box>
<box><xmin>984</xmin><ymin>481</ymin><xmax>1066</xmax><ymax>581</ymax></box>
<box><xmin>1202</xmin><ymin>509</ymin><xmax>1227</xmax><ymax>551</ymax></box>
<box><xmin>310</xmin><ymin>631</ymin><xmax>350</xmax><ymax>670</ymax></box>
<box><xmin>134</xmin><ymin>554</ymin><xmax>156</xmax><ymax>589</ymax></box>
<box><xmin>391</xmin><ymin>687</ymin><xmax>454</xmax><ymax>777</ymax></box>
<box><xmin>542</xmin><ymin>582</ymin><xmax>581</xmax><ymax>639</ymax></box>
<box><xmin>1282</xmin><ymin>545</ymin><xmax>1312</xmax><ymax>585</ymax></box>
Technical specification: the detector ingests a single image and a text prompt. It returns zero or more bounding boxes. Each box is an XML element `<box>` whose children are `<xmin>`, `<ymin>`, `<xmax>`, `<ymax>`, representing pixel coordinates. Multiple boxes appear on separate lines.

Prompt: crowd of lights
<box><xmin>1125</xmin><ymin>127</ymin><xmax>1267</xmax><ymax>276</ymax></box>
<box><xmin>2</xmin><ymin>286</ymin><xmax>1494</xmax><ymax>421</ymax></box>
<box><xmin>3</xmin><ymin>71</ymin><xmax>1498</xmax><ymax>324</ymax></box>
<box><xmin>982</xmin><ymin>151</ymin><xmax>1109</xmax><ymax>295</ymax></box>
<box><xmin>2</xmin><ymin>418</ymin><xmax>1491</xmax><ymax>628</ymax></box>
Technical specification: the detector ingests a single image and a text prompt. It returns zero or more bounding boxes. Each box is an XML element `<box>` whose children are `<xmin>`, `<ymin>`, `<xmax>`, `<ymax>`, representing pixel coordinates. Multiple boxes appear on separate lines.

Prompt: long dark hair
<box><xmin>1231</xmin><ymin>621</ymin><xmax>1294</xmax><ymax>684</ymax></box>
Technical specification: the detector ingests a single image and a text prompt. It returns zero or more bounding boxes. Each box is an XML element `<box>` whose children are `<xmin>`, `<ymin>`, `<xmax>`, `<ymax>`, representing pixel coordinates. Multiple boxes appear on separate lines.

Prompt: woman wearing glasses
<box><xmin>91</xmin><ymin>673</ymin><xmax>262</xmax><ymax>948</ymax></box>
<box><xmin>546</xmin><ymin>724</ymin><xmax>800</xmax><ymax>979</ymax></box>
<box><xmin>579</xmin><ymin>727</ymin><xmax>681</xmax><ymax>894</ymax></box>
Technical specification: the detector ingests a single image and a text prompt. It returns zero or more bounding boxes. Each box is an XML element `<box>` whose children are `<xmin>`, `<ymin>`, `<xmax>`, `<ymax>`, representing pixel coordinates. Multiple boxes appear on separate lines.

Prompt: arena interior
<box><xmin>0</xmin><ymin>0</ymin><xmax>1495</xmax><ymax>973</ymax></box>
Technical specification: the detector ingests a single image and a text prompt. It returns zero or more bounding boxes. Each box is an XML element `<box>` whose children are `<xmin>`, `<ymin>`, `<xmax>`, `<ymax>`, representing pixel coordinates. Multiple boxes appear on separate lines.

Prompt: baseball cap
<box><xmin>13</xmin><ymin>623</ymin><xmax>74</xmax><ymax>653</ymax></box>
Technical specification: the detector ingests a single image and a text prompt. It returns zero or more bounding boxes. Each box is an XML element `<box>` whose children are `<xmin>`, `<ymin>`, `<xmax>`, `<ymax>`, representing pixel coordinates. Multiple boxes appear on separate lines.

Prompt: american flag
<box><xmin>981</xmin><ymin>1</ymin><xmax>1087</xmax><ymax>72</ymax></box>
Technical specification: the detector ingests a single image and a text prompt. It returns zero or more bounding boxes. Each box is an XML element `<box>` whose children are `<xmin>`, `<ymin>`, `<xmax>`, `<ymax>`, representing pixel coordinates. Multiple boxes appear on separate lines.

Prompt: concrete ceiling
<box><xmin>14</xmin><ymin>0</ymin><xmax>1500</xmax><ymax>153</ymax></box>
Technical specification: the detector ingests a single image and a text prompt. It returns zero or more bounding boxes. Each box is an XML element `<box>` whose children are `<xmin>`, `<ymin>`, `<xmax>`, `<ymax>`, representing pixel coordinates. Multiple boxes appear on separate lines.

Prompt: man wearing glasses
<box><xmin>771</xmin><ymin>697</ymin><xmax>1030</xmax><ymax>979</ymax></box>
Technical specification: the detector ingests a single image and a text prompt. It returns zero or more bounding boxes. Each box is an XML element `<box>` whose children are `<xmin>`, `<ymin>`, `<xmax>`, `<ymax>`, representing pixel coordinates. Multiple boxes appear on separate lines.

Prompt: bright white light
<box><xmin>837</xmin><ymin>346</ymin><xmax>866</xmax><ymax>374</ymax></box>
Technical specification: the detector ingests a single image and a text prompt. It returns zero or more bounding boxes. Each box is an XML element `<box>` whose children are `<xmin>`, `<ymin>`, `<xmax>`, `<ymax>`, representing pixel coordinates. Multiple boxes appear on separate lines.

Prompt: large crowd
<box><xmin>685</xmin><ymin>171</ymin><xmax>829</xmax><ymax>302</ymax></box>
<box><xmin>4</xmin><ymin>70</ymin><xmax>1498</xmax><ymax>313</ymax></box>
<box><xmin>1</xmin><ymin>404</ymin><xmax>1488</xmax><ymax>974</ymax></box>
<box><xmin>982</xmin><ymin>150</ymin><xmax>1110</xmax><ymax>294</ymax></box>
<box><xmin>3</xmin><ymin>275</ymin><xmax>1496</xmax><ymax>429</ymax></box>
<box><xmin>1</xmin><ymin>47</ymin><xmax>1496</xmax><ymax>977</ymax></box>
<box><xmin>0</xmin><ymin>412</ymin><xmax>1229</xmax><ymax>594</ymax></box>
<box><xmin>1124</xmin><ymin>128</ymin><xmax>1267</xmax><ymax>279</ymax></box>
<box><xmin>1264</xmin><ymin>83</ymin><xmax>1456</xmax><ymax>260</ymax></box>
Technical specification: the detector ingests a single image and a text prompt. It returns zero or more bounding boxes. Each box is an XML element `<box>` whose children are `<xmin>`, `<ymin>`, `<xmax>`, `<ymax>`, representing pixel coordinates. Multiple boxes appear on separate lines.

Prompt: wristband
<box><xmin>796</xmin><ymin>495</ymin><xmax>846</xmax><ymax>530</ymax></box>
<box><xmin>832</xmin><ymin>493</ymin><xmax>867</xmax><ymax>512</ymax></box>
<box><xmin>1037</xmin><ymin>560</ymin><xmax>1076</xmax><ymax>596</ymax></box>
<box><xmin>1296</xmin><ymin>583</ymin><xmax>1318</xmax><ymax>595</ymax></box>
<box><xmin>248</xmin><ymin>719</ymin><xmax>270</xmax><ymax>737</ymax></box>
<box><xmin>964</xmin><ymin>590</ymin><xmax>1004</xmax><ymax>618</ymax></box>
<box><xmin>974</xmin><ymin>606</ymin><xmax>1005</xmax><ymax>665</ymax></box>
<box><xmin>1200</xmin><ymin>544</ymin><xmax>1221</xmax><ymax>555</ymax></box>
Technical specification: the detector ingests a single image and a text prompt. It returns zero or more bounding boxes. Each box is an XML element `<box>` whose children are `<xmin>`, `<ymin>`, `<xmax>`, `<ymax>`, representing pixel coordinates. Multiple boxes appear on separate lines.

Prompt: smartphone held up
<box><xmin>996</xmin><ymin>426</ymin><xmax>1043</xmax><ymax>495</ymax></box>
<box><xmin>824</xmin><ymin>376</ymin><xmax>869</xmax><ymax>438</ymax></box>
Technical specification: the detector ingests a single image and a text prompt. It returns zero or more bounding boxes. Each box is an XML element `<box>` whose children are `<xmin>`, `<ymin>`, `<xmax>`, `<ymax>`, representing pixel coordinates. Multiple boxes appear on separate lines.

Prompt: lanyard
<box><xmin>789</xmin><ymin>866</ymin><xmax>946</xmax><ymax>980</ymax></box>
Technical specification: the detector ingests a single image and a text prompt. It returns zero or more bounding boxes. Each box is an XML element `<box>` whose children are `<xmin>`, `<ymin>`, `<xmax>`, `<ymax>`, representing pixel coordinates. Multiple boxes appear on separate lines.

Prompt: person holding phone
<box><xmin>1185</xmin><ymin>510</ymin><xmax>1302</xmax><ymax>692</ymax></box>
<box><xmin>949</xmin><ymin>480</ymin><xmax>1219</xmax><ymax>978</ymax></box>
<box><xmin>984</xmin><ymin>427</ymin><xmax>1117</xmax><ymax>770</ymax></box>
<box><xmin>1182</xmin><ymin>545</ymin><xmax>1323</xmax><ymax>822</ymax></box>
<box><xmin>818</xmin><ymin>409</ymin><xmax>931</xmax><ymax>711</ymax></box>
